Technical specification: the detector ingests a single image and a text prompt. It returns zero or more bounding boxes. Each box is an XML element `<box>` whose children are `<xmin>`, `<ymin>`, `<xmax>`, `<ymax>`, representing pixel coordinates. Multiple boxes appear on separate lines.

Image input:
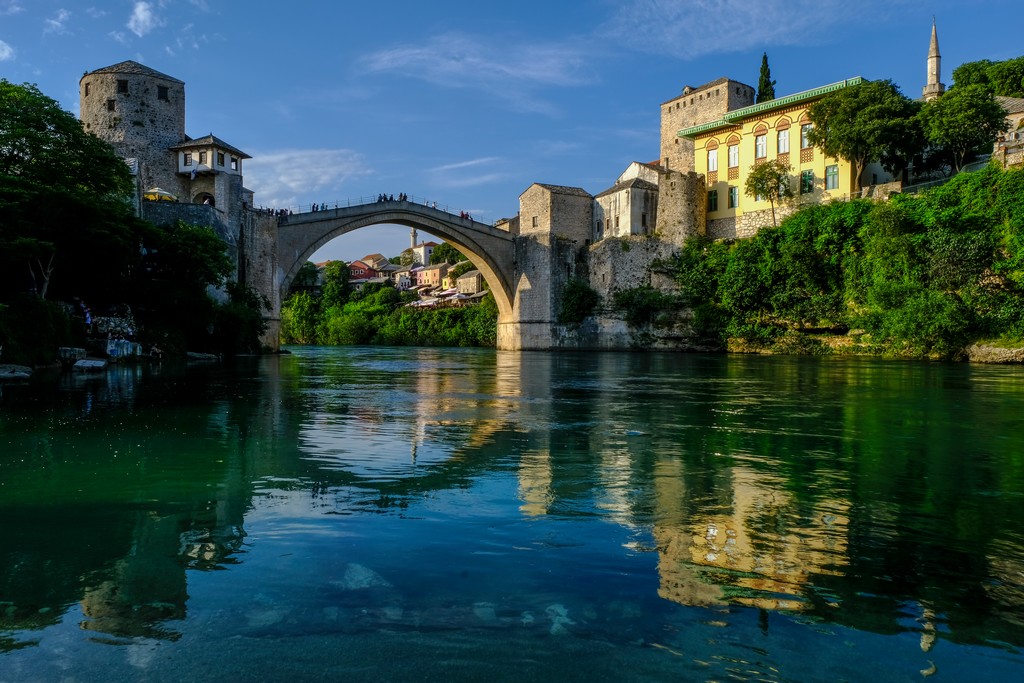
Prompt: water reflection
<box><xmin>1</xmin><ymin>350</ymin><xmax>1024</xmax><ymax>675</ymax></box>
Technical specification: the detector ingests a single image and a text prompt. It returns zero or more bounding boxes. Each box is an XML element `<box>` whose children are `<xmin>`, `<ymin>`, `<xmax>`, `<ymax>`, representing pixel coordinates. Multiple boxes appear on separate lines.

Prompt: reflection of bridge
<box><xmin>275</xmin><ymin>199</ymin><xmax>516</xmax><ymax>320</ymax></box>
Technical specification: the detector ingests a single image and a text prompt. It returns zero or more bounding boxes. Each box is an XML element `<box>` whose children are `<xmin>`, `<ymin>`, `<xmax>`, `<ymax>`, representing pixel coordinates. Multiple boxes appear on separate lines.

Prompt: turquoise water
<box><xmin>2</xmin><ymin>348</ymin><xmax>1024</xmax><ymax>682</ymax></box>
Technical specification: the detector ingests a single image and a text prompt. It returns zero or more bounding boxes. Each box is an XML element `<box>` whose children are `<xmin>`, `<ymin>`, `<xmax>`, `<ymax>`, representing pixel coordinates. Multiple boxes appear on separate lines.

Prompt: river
<box><xmin>1</xmin><ymin>347</ymin><xmax>1023</xmax><ymax>682</ymax></box>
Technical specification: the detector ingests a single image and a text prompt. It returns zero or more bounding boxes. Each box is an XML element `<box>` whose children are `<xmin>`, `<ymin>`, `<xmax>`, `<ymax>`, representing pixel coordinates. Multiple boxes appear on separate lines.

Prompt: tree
<box><xmin>806</xmin><ymin>80</ymin><xmax>922</xmax><ymax>191</ymax></box>
<box><xmin>919</xmin><ymin>84</ymin><xmax>1009</xmax><ymax>172</ymax></box>
<box><xmin>744</xmin><ymin>159</ymin><xmax>793</xmax><ymax>227</ymax></box>
<box><xmin>430</xmin><ymin>242</ymin><xmax>467</xmax><ymax>265</ymax></box>
<box><xmin>952</xmin><ymin>56</ymin><xmax>1024</xmax><ymax>98</ymax></box>
<box><xmin>398</xmin><ymin>248</ymin><xmax>417</xmax><ymax>267</ymax></box>
<box><xmin>0</xmin><ymin>80</ymin><xmax>142</xmax><ymax>300</ymax></box>
<box><xmin>320</xmin><ymin>260</ymin><xmax>350</xmax><ymax>307</ymax></box>
<box><xmin>756</xmin><ymin>53</ymin><xmax>776</xmax><ymax>103</ymax></box>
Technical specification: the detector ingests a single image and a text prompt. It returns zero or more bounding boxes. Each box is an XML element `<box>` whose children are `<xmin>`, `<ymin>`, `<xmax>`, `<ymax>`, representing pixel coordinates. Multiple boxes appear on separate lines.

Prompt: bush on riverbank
<box><xmin>671</xmin><ymin>165</ymin><xmax>1024</xmax><ymax>359</ymax></box>
<box><xmin>281</xmin><ymin>282</ymin><xmax>498</xmax><ymax>347</ymax></box>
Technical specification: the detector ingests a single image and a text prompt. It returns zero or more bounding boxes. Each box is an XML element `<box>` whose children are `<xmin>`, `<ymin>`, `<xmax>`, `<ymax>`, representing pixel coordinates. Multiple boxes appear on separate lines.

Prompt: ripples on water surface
<box><xmin>2</xmin><ymin>348</ymin><xmax>1024</xmax><ymax>682</ymax></box>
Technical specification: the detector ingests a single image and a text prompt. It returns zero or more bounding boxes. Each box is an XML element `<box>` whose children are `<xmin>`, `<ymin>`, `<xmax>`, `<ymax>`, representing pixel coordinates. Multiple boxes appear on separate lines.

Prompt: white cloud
<box><xmin>244</xmin><ymin>149</ymin><xmax>373</xmax><ymax>208</ymax></box>
<box><xmin>361</xmin><ymin>32</ymin><xmax>594</xmax><ymax>114</ymax></box>
<box><xmin>0</xmin><ymin>1</ymin><xmax>23</xmax><ymax>17</ymax></box>
<box><xmin>109</xmin><ymin>30</ymin><xmax>129</xmax><ymax>45</ymax></box>
<box><xmin>0</xmin><ymin>39</ymin><xmax>13</xmax><ymax>61</ymax></box>
<box><xmin>128</xmin><ymin>1</ymin><xmax>162</xmax><ymax>38</ymax></box>
<box><xmin>86</xmin><ymin>7</ymin><xmax>108</xmax><ymax>19</ymax></box>
<box><xmin>44</xmin><ymin>9</ymin><xmax>71</xmax><ymax>35</ymax></box>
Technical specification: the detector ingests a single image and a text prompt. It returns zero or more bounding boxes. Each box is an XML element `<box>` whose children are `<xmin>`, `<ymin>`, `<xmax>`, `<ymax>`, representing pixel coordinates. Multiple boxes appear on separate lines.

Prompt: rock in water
<box><xmin>333</xmin><ymin>563</ymin><xmax>393</xmax><ymax>591</ymax></box>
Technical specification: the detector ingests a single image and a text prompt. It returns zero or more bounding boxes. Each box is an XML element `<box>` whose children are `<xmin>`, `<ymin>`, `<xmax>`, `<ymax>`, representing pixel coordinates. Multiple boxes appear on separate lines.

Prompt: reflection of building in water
<box><xmin>653</xmin><ymin>465</ymin><xmax>849</xmax><ymax>610</ymax></box>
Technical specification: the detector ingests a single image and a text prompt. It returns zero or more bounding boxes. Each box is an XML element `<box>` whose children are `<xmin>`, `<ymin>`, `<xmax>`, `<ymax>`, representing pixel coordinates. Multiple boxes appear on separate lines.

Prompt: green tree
<box><xmin>806</xmin><ymin>80</ymin><xmax>923</xmax><ymax>190</ymax></box>
<box><xmin>320</xmin><ymin>260</ymin><xmax>350</xmax><ymax>306</ymax></box>
<box><xmin>398</xmin><ymin>248</ymin><xmax>417</xmax><ymax>266</ymax></box>
<box><xmin>558</xmin><ymin>278</ymin><xmax>600</xmax><ymax>324</ymax></box>
<box><xmin>744</xmin><ymin>159</ymin><xmax>793</xmax><ymax>227</ymax></box>
<box><xmin>919</xmin><ymin>84</ymin><xmax>1010</xmax><ymax>172</ymax></box>
<box><xmin>430</xmin><ymin>242</ymin><xmax>467</xmax><ymax>265</ymax></box>
<box><xmin>953</xmin><ymin>56</ymin><xmax>1024</xmax><ymax>98</ymax></box>
<box><xmin>0</xmin><ymin>80</ymin><xmax>142</xmax><ymax>300</ymax></box>
<box><xmin>448</xmin><ymin>261</ymin><xmax>476</xmax><ymax>280</ymax></box>
<box><xmin>756</xmin><ymin>53</ymin><xmax>776</xmax><ymax>103</ymax></box>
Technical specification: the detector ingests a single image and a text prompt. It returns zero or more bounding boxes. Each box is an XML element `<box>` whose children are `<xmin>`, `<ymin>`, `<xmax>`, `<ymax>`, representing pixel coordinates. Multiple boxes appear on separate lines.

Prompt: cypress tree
<box><xmin>757</xmin><ymin>53</ymin><xmax>776</xmax><ymax>103</ymax></box>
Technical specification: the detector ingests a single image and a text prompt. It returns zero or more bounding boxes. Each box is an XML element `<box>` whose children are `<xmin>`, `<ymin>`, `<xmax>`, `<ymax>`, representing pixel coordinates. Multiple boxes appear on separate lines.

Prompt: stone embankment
<box><xmin>964</xmin><ymin>344</ymin><xmax>1024</xmax><ymax>363</ymax></box>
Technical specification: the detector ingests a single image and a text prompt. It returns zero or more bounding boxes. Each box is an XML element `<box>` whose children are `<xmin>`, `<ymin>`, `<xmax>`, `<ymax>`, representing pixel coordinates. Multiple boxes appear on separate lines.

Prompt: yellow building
<box><xmin>679</xmin><ymin>77</ymin><xmax>893</xmax><ymax>240</ymax></box>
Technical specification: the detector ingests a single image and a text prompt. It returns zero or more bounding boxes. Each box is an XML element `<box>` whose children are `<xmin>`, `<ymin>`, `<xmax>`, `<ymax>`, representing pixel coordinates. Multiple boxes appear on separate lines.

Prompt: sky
<box><xmin>2</xmin><ymin>0</ymin><xmax>1021</xmax><ymax>263</ymax></box>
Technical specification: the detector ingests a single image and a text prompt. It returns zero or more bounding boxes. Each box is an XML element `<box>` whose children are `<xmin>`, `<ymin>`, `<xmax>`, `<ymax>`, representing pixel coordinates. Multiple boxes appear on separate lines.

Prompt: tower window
<box><xmin>199</xmin><ymin>151</ymin><xmax>207</xmax><ymax>164</ymax></box>
<box><xmin>106</xmin><ymin>99</ymin><xmax>115</xmax><ymax>112</ymax></box>
<box><xmin>184</xmin><ymin>153</ymin><xmax>193</xmax><ymax>166</ymax></box>
<box><xmin>230</xmin><ymin>157</ymin><xmax>238</xmax><ymax>171</ymax></box>
<box><xmin>157</xmin><ymin>86</ymin><xmax>169</xmax><ymax>101</ymax></box>
<box><xmin>217</xmin><ymin>152</ymin><xmax>225</xmax><ymax>166</ymax></box>
<box><xmin>84</xmin><ymin>83</ymin><xmax>90</xmax><ymax>97</ymax></box>
<box><xmin>117</xmin><ymin>79</ymin><xmax>128</xmax><ymax>94</ymax></box>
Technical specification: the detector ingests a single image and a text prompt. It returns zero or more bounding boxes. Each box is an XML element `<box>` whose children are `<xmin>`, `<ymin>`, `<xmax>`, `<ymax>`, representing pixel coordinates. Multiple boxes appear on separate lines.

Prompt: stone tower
<box><xmin>922</xmin><ymin>19</ymin><xmax>945</xmax><ymax>101</ymax></box>
<box><xmin>660</xmin><ymin>78</ymin><xmax>755</xmax><ymax>173</ymax></box>
<box><xmin>79</xmin><ymin>61</ymin><xmax>187</xmax><ymax>197</ymax></box>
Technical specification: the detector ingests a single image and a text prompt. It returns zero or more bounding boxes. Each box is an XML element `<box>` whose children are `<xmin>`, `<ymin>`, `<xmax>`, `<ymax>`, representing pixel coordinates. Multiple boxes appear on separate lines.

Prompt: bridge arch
<box><xmin>275</xmin><ymin>201</ymin><xmax>517</xmax><ymax>320</ymax></box>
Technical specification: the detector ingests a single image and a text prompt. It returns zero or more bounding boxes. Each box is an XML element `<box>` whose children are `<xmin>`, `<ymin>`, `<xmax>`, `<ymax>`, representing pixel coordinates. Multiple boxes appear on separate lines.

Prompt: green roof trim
<box><xmin>677</xmin><ymin>77</ymin><xmax>865</xmax><ymax>138</ymax></box>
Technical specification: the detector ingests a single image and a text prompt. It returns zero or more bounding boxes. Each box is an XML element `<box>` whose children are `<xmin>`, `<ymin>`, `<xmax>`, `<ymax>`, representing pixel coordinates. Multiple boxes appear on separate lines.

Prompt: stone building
<box><xmin>79</xmin><ymin>60</ymin><xmax>254</xmax><ymax>246</ymax></box>
<box><xmin>660</xmin><ymin>78</ymin><xmax>756</xmax><ymax>173</ymax></box>
<box><xmin>79</xmin><ymin>60</ymin><xmax>282</xmax><ymax>347</ymax></box>
<box><xmin>593</xmin><ymin>162</ymin><xmax>661</xmax><ymax>241</ymax></box>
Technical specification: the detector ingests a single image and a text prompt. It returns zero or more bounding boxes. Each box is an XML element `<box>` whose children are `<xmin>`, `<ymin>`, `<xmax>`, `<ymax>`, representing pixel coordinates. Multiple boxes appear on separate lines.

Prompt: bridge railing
<box><xmin>252</xmin><ymin>194</ymin><xmax>490</xmax><ymax>223</ymax></box>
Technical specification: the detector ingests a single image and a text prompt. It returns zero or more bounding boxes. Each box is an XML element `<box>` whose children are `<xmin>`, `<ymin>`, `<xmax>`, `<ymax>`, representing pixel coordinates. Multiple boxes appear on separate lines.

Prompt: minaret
<box><xmin>923</xmin><ymin>18</ymin><xmax>945</xmax><ymax>101</ymax></box>
<box><xmin>410</xmin><ymin>227</ymin><xmax>418</xmax><ymax>249</ymax></box>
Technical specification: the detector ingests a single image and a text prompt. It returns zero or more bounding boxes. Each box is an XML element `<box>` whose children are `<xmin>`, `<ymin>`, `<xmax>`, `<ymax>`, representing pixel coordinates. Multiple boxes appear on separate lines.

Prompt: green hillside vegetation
<box><xmin>281</xmin><ymin>281</ymin><xmax>497</xmax><ymax>347</ymax></box>
<box><xmin>670</xmin><ymin>165</ymin><xmax>1024</xmax><ymax>359</ymax></box>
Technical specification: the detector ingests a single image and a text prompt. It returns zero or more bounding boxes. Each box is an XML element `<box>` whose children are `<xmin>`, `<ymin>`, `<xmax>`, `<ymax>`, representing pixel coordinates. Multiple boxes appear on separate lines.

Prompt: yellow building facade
<box><xmin>680</xmin><ymin>77</ymin><xmax>882</xmax><ymax>240</ymax></box>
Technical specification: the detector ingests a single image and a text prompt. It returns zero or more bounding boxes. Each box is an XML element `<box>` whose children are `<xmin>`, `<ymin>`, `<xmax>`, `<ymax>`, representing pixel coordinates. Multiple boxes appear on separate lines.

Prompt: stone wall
<box><xmin>239</xmin><ymin>210</ymin><xmax>281</xmax><ymax>351</ymax></box>
<box><xmin>655</xmin><ymin>170</ymin><xmax>706</xmax><ymax>245</ymax></box>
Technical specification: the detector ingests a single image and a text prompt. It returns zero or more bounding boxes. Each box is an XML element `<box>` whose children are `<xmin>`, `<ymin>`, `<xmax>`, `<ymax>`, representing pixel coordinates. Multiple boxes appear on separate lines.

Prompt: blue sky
<box><xmin>2</xmin><ymin>0</ymin><xmax>1021</xmax><ymax>263</ymax></box>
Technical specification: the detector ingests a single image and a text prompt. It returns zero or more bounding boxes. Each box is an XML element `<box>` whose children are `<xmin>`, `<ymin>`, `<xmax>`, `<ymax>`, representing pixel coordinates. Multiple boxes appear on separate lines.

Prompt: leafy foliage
<box><xmin>806</xmin><ymin>80</ymin><xmax>923</xmax><ymax>187</ymax></box>
<box><xmin>952</xmin><ymin>56</ymin><xmax>1024</xmax><ymax>98</ymax></box>
<box><xmin>919</xmin><ymin>84</ymin><xmax>1009</xmax><ymax>171</ymax></box>
<box><xmin>558</xmin><ymin>277</ymin><xmax>600</xmax><ymax>324</ymax></box>
<box><xmin>430</xmin><ymin>242</ymin><xmax>467</xmax><ymax>265</ymax></box>
<box><xmin>0</xmin><ymin>80</ymin><xmax>144</xmax><ymax>300</ymax></box>
<box><xmin>612</xmin><ymin>286</ymin><xmax>679</xmax><ymax>328</ymax></box>
<box><xmin>668</xmin><ymin>166</ymin><xmax>1024</xmax><ymax>358</ymax></box>
<box><xmin>744</xmin><ymin>159</ymin><xmax>793</xmax><ymax>227</ymax></box>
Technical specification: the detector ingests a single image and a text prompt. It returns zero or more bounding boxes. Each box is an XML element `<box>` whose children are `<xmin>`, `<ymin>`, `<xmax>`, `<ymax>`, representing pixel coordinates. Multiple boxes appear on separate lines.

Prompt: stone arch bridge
<box><xmin>261</xmin><ymin>198</ymin><xmax>527</xmax><ymax>349</ymax></box>
<box><xmin>245</xmin><ymin>188</ymin><xmax>595</xmax><ymax>351</ymax></box>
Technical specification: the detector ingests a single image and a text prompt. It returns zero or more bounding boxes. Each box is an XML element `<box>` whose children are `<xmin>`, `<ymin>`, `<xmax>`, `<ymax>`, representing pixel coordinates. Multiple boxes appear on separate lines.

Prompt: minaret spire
<box><xmin>923</xmin><ymin>17</ymin><xmax>945</xmax><ymax>101</ymax></box>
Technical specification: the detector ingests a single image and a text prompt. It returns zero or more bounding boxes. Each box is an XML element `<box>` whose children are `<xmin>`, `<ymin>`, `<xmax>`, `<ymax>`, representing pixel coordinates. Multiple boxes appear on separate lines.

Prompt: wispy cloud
<box><xmin>0</xmin><ymin>1</ymin><xmax>23</xmax><ymax>16</ymax></box>
<box><xmin>244</xmin><ymin>149</ymin><xmax>373</xmax><ymax>207</ymax></box>
<box><xmin>0</xmin><ymin>39</ymin><xmax>13</xmax><ymax>61</ymax></box>
<box><xmin>85</xmin><ymin>7</ymin><xmax>107</xmax><ymax>19</ymax></box>
<box><xmin>43</xmin><ymin>9</ymin><xmax>71</xmax><ymax>35</ymax></box>
<box><xmin>188</xmin><ymin>0</ymin><xmax>211</xmax><ymax>11</ymax></box>
<box><xmin>426</xmin><ymin>157</ymin><xmax>507</xmax><ymax>189</ymax></box>
<box><xmin>429</xmin><ymin>157</ymin><xmax>500</xmax><ymax>173</ymax></box>
<box><xmin>164</xmin><ymin>23</ymin><xmax>201</xmax><ymax>56</ymax></box>
<box><xmin>109</xmin><ymin>30</ymin><xmax>129</xmax><ymax>45</ymax></box>
<box><xmin>128</xmin><ymin>1</ymin><xmax>162</xmax><ymax>38</ymax></box>
<box><xmin>361</xmin><ymin>32</ymin><xmax>594</xmax><ymax>114</ymax></box>
<box><xmin>597</xmin><ymin>0</ymin><xmax>861</xmax><ymax>59</ymax></box>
